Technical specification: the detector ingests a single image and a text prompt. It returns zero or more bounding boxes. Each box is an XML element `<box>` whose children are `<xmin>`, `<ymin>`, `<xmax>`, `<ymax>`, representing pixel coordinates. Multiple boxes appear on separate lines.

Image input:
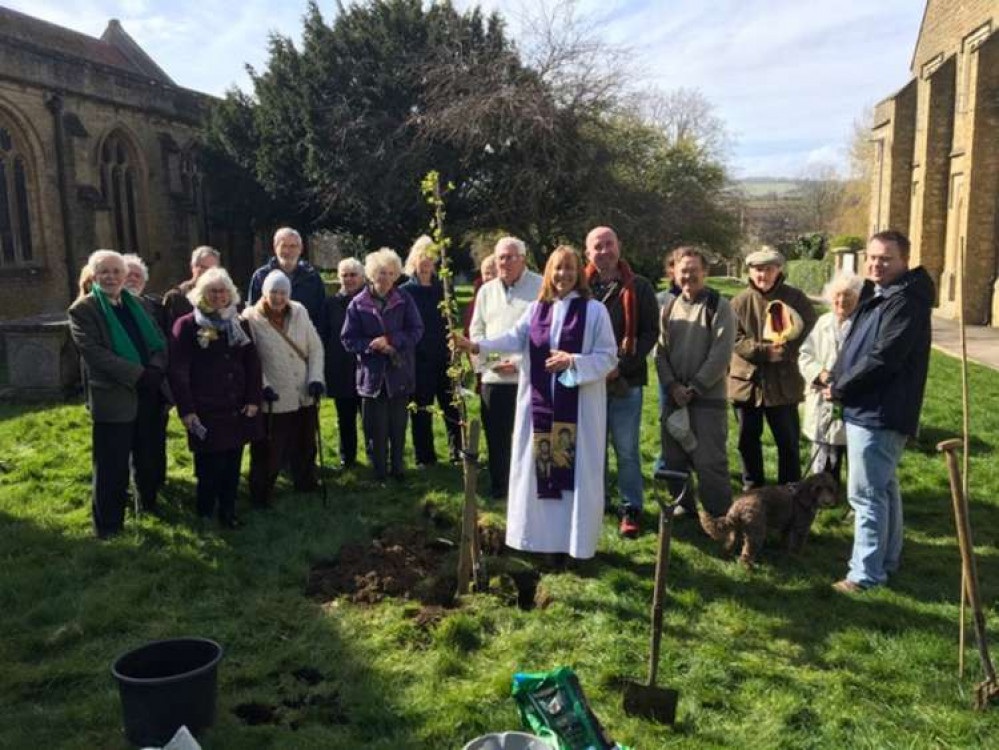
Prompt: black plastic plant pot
<box><xmin>111</xmin><ymin>637</ymin><xmax>223</xmax><ymax>747</ymax></box>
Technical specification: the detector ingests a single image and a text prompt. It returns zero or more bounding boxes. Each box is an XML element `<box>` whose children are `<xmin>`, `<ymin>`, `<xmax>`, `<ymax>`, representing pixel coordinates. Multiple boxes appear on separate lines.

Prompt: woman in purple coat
<box><xmin>169</xmin><ymin>268</ymin><xmax>263</xmax><ymax>528</ymax></box>
<box><xmin>341</xmin><ymin>248</ymin><xmax>424</xmax><ymax>481</ymax></box>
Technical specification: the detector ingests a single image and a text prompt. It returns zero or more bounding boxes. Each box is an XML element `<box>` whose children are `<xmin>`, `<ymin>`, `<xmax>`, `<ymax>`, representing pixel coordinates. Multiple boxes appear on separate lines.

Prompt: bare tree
<box><xmin>513</xmin><ymin>0</ymin><xmax>634</xmax><ymax>115</ymax></box>
<box><xmin>832</xmin><ymin>107</ymin><xmax>875</xmax><ymax>237</ymax></box>
<box><xmin>628</xmin><ymin>86</ymin><xmax>732</xmax><ymax>160</ymax></box>
<box><xmin>796</xmin><ymin>162</ymin><xmax>846</xmax><ymax>233</ymax></box>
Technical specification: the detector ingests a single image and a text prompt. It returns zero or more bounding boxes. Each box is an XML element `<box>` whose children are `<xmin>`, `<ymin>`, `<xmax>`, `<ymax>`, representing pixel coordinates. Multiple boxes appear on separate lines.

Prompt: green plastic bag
<box><xmin>511</xmin><ymin>667</ymin><xmax>630</xmax><ymax>750</ymax></box>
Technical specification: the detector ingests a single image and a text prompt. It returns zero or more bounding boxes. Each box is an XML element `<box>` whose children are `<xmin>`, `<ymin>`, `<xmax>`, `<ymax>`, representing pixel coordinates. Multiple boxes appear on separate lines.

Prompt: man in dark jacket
<box><xmin>728</xmin><ymin>248</ymin><xmax>817</xmax><ymax>489</ymax></box>
<box><xmin>827</xmin><ymin>230</ymin><xmax>934</xmax><ymax>593</ymax></box>
<box><xmin>69</xmin><ymin>250</ymin><xmax>169</xmax><ymax>538</ymax></box>
<box><xmin>319</xmin><ymin>257</ymin><xmax>365</xmax><ymax>468</ymax></box>
<box><xmin>584</xmin><ymin>226</ymin><xmax>660</xmax><ymax>537</ymax></box>
<box><xmin>247</xmin><ymin>228</ymin><xmax>326</xmax><ymax>323</ymax></box>
<box><xmin>163</xmin><ymin>246</ymin><xmax>220</xmax><ymax>330</ymax></box>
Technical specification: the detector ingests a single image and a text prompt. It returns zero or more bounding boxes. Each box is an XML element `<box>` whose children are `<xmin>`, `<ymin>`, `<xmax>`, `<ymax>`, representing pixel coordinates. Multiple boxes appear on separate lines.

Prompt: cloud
<box><xmin>7</xmin><ymin>0</ymin><xmax>924</xmax><ymax>177</ymax></box>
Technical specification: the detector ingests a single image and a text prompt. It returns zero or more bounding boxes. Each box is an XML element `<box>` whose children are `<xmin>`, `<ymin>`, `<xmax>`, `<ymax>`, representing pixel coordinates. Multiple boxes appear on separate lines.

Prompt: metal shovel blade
<box><xmin>622</xmin><ymin>681</ymin><xmax>678</xmax><ymax>724</ymax></box>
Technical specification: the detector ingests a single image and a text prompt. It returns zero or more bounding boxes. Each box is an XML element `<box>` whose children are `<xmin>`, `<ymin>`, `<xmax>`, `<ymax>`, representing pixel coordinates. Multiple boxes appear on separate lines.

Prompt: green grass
<box><xmin>2</xmin><ymin>285</ymin><xmax>999</xmax><ymax>748</ymax></box>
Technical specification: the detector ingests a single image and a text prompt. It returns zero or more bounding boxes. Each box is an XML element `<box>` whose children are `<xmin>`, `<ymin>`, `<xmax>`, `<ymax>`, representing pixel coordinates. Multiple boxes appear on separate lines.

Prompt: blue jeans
<box><xmin>608</xmin><ymin>385</ymin><xmax>645</xmax><ymax>512</ymax></box>
<box><xmin>845</xmin><ymin>422</ymin><xmax>908</xmax><ymax>587</ymax></box>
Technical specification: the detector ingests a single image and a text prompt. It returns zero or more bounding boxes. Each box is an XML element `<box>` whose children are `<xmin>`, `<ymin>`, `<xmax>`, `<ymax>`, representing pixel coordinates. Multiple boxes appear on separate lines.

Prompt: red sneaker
<box><xmin>619</xmin><ymin>510</ymin><xmax>640</xmax><ymax>538</ymax></box>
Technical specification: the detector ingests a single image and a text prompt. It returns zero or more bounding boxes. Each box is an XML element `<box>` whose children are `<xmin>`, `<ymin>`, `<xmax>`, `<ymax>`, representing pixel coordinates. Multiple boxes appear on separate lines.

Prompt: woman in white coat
<box><xmin>455</xmin><ymin>246</ymin><xmax>618</xmax><ymax>560</ymax></box>
<box><xmin>798</xmin><ymin>272</ymin><xmax>862</xmax><ymax>484</ymax></box>
<box><xmin>243</xmin><ymin>270</ymin><xmax>325</xmax><ymax>506</ymax></box>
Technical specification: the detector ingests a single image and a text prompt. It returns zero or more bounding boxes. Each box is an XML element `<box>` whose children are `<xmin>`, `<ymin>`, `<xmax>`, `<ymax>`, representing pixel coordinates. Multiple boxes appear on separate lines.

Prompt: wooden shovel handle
<box><xmin>647</xmin><ymin>506</ymin><xmax>673</xmax><ymax>688</ymax></box>
<box><xmin>938</xmin><ymin>441</ymin><xmax>997</xmax><ymax>684</ymax></box>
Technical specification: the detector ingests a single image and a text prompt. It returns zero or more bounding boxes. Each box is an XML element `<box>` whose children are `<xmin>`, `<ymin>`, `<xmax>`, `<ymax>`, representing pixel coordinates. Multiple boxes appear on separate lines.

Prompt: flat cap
<box><xmin>745</xmin><ymin>247</ymin><xmax>785</xmax><ymax>268</ymax></box>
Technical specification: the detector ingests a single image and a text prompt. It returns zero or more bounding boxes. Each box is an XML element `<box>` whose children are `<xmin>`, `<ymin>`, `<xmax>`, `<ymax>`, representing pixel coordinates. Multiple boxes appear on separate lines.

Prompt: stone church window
<box><xmin>100</xmin><ymin>131</ymin><xmax>142</xmax><ymax>252</ymax></box>
<box><xmin>181</xmin><ymin>146</ymin><xmax>209</xmax><ymax>243</ymax></box>
<box><xmin>0</xmin><ymin>125</ymin><xmax>34</xmax><ymax>267</ymax></box>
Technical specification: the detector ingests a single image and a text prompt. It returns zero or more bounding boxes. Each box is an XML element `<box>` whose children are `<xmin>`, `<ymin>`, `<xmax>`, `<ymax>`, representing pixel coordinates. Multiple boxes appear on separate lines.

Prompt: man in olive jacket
<box><xmin>69</xmin><ymin>251</ymin><xmax>168</xmax><ymax>538</ymax></box>
<box><xmin>728</xmin><ymin>248</ymin><xmax>817</xmax><ymax>488</ymax></box>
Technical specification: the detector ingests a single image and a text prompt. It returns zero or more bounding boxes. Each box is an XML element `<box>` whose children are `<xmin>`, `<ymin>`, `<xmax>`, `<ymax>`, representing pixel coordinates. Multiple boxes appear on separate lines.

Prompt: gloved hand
<box><xmin>262</xmin><ymin>386</ymin><xmax>279</xmax><ymax>403</ymax></box>
<box><xmin>137</xmin><ymin>366</ymin><xmax>163</xmax><ymax>394</ymax></box>
<box><xmin>308</xmin><ymin>381</ymin><xmax>325</xmax><ymax>398</ymax></box>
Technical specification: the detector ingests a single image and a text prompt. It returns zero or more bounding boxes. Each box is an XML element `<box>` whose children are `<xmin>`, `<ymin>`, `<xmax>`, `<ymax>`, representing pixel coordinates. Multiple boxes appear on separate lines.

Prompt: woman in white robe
<box><xmin>456</xmin><ymin>246</ymin><xmax>618</xmax><ymax>559</ymax></box>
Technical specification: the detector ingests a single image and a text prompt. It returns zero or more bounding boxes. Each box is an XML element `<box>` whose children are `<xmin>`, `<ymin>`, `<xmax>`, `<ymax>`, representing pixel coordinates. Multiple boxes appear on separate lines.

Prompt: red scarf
<box><xmin>585</xmin><ymin>259</ymin><xmax>637</xmax><ymax>356</ymax></box>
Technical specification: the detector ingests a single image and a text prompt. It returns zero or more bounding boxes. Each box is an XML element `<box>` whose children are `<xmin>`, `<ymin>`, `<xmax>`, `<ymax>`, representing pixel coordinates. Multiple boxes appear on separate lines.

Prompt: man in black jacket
<box><xmin>826</xmin><ymin>230</ymin><xmax>934</xmax><ymax>593</ymax></box>
<box><xmin>584</xmin><ymin>226</ymin><xmax>660</xmax><ymax>537</ymax></box>
<box><xmin>247</xmin><ymin>228</ymin><xmax>326</xmax><ymax>323</ymax></box>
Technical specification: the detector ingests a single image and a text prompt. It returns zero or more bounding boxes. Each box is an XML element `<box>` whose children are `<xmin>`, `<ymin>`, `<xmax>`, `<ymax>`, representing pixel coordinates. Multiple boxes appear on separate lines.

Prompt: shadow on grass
<box><xmin>910</xmin><ymin>425</ymin><xmax>992</xmax><ymax>456</ymax></box>
<box><xmin>0</xmin><ymin>490</ymin><xmax>428</xmax><ymax>749</ymax></box>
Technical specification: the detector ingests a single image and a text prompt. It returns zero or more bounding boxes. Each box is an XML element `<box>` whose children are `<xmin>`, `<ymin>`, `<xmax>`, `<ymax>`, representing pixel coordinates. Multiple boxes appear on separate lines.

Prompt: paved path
<box><xmin>932</xmin><ymin>315</ymin><xmax>999</xmax><ymax>371</ymax></box>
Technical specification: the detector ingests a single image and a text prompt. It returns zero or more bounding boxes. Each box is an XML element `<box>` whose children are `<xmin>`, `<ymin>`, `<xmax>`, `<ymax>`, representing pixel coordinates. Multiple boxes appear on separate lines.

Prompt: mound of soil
<box><xmin>306</xmin><ymin>528</ymin><xmax>456</xmax><ymax>606</ymax></box>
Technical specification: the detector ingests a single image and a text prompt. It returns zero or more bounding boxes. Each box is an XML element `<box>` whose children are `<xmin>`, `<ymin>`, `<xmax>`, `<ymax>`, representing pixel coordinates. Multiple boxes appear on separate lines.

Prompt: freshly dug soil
<box><xmin>305</xmin><ymin>528</ymin><xmax>457</xmax><ymax>606</ymax></box>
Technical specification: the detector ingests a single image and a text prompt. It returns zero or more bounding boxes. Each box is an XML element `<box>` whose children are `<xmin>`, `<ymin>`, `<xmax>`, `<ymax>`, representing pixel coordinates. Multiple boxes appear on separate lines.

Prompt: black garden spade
<box><xmin>622</xmin><ymin>468</ymin><xmax>689</xmax><ymax>725</ymax></box>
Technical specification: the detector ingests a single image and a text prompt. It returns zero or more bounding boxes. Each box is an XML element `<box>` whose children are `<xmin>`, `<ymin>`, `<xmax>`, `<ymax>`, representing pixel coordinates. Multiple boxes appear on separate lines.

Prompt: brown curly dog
<box><xmin>699</xmin><ymin>472</ymin><xmax>839</xmax><ymax>568</ymax></box>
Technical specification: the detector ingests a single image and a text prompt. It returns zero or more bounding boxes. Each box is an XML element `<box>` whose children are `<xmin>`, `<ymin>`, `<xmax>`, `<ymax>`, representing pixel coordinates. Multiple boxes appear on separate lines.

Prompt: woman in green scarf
<box><xmin>68</xmin><ymin>250</ymin><xmax>168</xmax><ymax>539</ymax></box>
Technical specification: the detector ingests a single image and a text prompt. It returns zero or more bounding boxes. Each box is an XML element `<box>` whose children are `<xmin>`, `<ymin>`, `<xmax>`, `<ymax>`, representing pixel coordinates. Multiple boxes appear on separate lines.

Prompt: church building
<box><xmin>0</xmin><ymin>6</ymin><xmax>254</xmax><ymax>320</ymax></box>
<box><xmin>870</xmin><ymin>0</ymin><xmax>999</xmax><ymax>325</ymax></box>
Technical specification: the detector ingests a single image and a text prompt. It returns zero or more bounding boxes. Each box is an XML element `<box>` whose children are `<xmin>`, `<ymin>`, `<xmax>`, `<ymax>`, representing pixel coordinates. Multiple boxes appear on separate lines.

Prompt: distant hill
<box><xmin>733</xmin><ymin>178</ymin><xmax>805</xmax><ymax>199</ymax></box>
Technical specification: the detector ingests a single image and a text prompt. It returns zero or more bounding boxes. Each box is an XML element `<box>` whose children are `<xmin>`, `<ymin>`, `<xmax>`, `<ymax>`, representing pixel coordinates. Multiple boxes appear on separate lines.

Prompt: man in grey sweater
<box><xmin>655</xmin><ymin>246</ymin><xmax>735</xmax><ymax>517</ymax></box>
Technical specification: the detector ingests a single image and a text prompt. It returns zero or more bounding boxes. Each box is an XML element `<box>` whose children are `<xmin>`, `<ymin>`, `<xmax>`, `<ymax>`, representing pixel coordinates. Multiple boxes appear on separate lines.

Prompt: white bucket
<box><xmin>462</xmin><ymin>731</ymin><xmax>554</xmax><ymax>750</ymax></box>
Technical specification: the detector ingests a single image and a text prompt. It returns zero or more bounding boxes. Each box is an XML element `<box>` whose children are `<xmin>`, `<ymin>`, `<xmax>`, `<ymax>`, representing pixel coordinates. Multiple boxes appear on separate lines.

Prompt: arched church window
<box><xmin>100</xmin><ymin>131</ymin><xmax>142</xmax><ymax>252</ymax></box>
<box><xmin>181</xmin><ymin>146</ymin><xmax>209</xmax><ymax>243</ymax></box>
<box><xmin>0</xmin><ymin>125</ymin><xmax>35</xmax><ymax>267</ymax></box>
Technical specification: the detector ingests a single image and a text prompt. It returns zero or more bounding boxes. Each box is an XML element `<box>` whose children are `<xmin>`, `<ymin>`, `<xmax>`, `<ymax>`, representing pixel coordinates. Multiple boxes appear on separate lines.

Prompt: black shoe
<box><xmin>390</xmin><ymin>471</ymin><xmax>406</xmax><ymax>482</ymax></box>
<box><xmin>220</xmin><ymin>515</ymin><xmax>243</xmax><ymax>530</ymax></box>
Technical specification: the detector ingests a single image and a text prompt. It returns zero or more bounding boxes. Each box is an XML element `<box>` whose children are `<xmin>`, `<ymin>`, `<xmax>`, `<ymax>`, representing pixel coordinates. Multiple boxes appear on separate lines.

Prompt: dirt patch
<box><xmin>306</xmin><ymin>528</ymin><xmax>457</xmax><ymax>607</ymax></box>
<box><xmin>234</xmin><ymin>701</ymin><xmax>280</xmax><ymax>726</ymax></box>
<box><xmin>412</xmin><ymin>605</ymin><xmax>448</xmax><ymax>629</ymax></box>
<box><xmin>234</xmin><ymin>667</ymin><xmax>347</xmax><ymax>730</ymax></box>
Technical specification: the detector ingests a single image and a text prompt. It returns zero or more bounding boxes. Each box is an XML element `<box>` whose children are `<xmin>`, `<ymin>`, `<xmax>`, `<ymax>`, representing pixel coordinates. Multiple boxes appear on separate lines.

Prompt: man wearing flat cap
<box><xmin>728</xmin><ymin>247</ymin><xmax>817</xmax><ymax>489</ymax></box>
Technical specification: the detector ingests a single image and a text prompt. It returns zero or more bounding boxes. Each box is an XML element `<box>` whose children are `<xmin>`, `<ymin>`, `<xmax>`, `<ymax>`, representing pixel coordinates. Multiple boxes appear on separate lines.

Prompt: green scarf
<box><xmin>92</xmin><ymin>285</ymin><xmax>166</xmax><ymax>365</ymax></box>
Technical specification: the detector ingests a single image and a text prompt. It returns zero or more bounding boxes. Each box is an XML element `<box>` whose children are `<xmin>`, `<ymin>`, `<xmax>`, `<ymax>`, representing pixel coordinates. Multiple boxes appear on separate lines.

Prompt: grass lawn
<box><xmin>2</xmin><ymin>280</ymin><xmax>999</xmax><ymax>748</ymax></box>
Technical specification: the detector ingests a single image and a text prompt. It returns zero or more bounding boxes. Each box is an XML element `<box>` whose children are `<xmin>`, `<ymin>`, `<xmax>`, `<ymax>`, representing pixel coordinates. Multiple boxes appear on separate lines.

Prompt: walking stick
<box><xmin>314</xmin><ymin>398</ymin><xmax>328</xmax><ymax>508</ymax></box>
<box><xmin>937</xmin><ymin>439</ymin><xmax>999</xmax><ymax>709</ymax></box>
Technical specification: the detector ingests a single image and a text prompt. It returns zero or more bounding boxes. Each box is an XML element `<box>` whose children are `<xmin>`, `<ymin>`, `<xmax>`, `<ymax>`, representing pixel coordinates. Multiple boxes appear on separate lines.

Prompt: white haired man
<box><xmin>163</xmin><ymin>245</ymin><xmax>221</xmax><ymax>329</ymax></box>
<box><xmin>247</xmin><ymin>227</ymin><xmax>326</xmax><ymax>323</ymax></box>
<box><xmin>469</xmin><ymin>236</ymin><xmax>542</xmax><ymax>499</ymax></box>
<box><xmin>69</xmin><ymin>250</ymin><xmax>169</xmax><ymax>537</ymax></box>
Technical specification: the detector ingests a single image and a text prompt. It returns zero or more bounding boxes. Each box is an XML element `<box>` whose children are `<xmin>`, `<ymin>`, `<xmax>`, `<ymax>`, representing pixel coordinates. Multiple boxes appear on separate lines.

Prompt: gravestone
<box><xmin>0</xmin><ymin>313</ymin><xmax>79</xmax><ymax>399</ymax></box>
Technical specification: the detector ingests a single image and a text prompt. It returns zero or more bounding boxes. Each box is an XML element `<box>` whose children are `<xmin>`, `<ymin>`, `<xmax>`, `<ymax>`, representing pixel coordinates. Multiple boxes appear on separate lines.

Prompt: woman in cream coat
<box><xmin>798</xmin><ymin>272</ymin><xmax>862</xmax><ymax>485</ymax></box>
<box><xmin>244</xmin><ymin>270</ymin><xmax>325</xmax><ymax>506</ymax></box>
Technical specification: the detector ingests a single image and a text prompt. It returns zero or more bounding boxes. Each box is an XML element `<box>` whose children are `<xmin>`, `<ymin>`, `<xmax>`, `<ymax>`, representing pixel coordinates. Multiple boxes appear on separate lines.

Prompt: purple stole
<box><xmin>529</xmin><ymin>297</ymin><xmax>587</xmax><ymax>499</ymax></box>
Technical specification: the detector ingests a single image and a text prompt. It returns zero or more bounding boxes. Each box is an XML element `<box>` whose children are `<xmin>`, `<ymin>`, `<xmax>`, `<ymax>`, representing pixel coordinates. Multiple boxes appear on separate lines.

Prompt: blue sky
<box><xmin>8</xmin><ymin>0</ymin><xmax>926</xmax><ymax>177</ymax></box>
